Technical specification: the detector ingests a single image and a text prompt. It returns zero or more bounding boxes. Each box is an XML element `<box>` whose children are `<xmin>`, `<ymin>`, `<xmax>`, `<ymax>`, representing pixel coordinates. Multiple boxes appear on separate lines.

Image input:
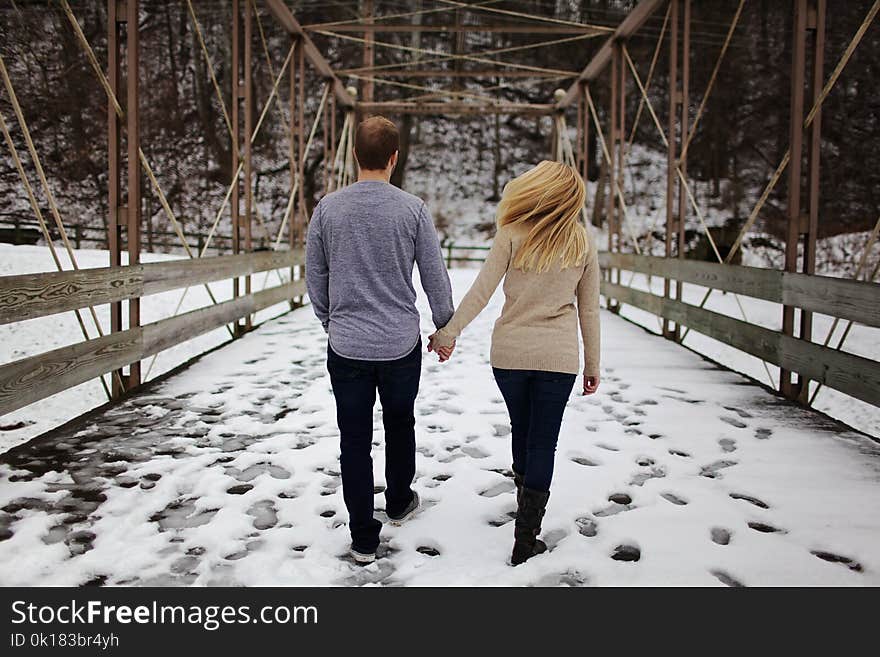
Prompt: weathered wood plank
<box><xmin>0</xmin><ymin>279</ymin><xmax>305</xmax><ymax>416</ymax></box>
<box><xmin>602</xmin><ymin>281</ymin><xmax>783</xmax><ymax>364</ymax></box>
<box><xmin>141</xmin><ymin>249</ymin><xmax>303</xmax><ymax>296</ymax></box>
<box><xmin>782</xmin><ymin>271</ymin><xmax>880</xmax><ymax>328</ymax></box>
<box><xmin>0</xmin><ymin>329</ymin><xmax>142</xmax><ymax>416</ymax></box>
<box><xmin>602</xmin><ymin>281</ymin><xmax>880</xmax><ymax>406</ymax></box>
<box><xmin>600</xmin><ymin>252</ymin><xmax>880</xmax><ymax>328</ymax></box>
<box><xmin>599</xmin><ymin>253</ymin><xmax>783</xmax><ymax>302</ymax></box>
<box><xmin>0</xmin><ymin>266</ymin><xmax>143</xmax><ymax>325</ymax></box>
<box><xmin>0</xmin><ymin>249</ymin><xmax>304</xmax><ymax>326</ymax></box>
<box><xmin>141</xmin><ymin>281</ymin><xmax>304</xmax><ymax>356</ymax></box>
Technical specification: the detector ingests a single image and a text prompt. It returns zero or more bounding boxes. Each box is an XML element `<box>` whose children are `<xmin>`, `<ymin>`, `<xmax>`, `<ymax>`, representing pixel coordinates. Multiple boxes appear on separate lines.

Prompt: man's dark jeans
<box><xmin>327</xmin><ymin>340</ymin><xmax>421</xmax><ymax>553</ymax></box>
<box><xmin>492</xmin><ymin>368</ymin><xmax>576</xmax><ymax>492</ymax></box>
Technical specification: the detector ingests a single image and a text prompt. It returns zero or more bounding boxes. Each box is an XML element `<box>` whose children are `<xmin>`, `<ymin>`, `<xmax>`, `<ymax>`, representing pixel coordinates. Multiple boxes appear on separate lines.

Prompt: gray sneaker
<box><xmin>349</xmin><ymin>546</ymin><xmax>376</xmax><ymax>564</ymax></box>
<box><xmin>387</xmin><ymin>491</ymin><xmax>420</xmax><ymax>526</ymax></box>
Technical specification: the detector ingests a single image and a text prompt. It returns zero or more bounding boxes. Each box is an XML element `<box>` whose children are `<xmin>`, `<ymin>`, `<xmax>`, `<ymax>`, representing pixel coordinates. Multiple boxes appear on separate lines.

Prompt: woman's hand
<box><xmin>582</xmin><ymin>374</ymin><xmax>600</xmax><ymax>395</ymax></box>
<box><xmin>428</xmin><ymin>333</ymin><xmax>455</xmax><ymax>362</ymax></box>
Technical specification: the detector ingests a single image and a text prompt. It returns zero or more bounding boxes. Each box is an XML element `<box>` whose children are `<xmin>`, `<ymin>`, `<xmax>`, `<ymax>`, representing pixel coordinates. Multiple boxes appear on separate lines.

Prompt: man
<box><xmin>305</xmin><ymin>115</ymin><xmax>455</xmax><ymax>564</ymax></box>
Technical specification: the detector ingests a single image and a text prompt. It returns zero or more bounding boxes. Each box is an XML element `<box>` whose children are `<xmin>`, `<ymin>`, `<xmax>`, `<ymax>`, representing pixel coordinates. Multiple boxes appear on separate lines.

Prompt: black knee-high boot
<box><xmin>511</xmin><ymin>486</ymin><xmax>549</xmax><ymax>566</ymax></box>
<box><xmin>513</xmin><ymin>471</ymin><xmax>524</xmax><ymax>508</ymax></box>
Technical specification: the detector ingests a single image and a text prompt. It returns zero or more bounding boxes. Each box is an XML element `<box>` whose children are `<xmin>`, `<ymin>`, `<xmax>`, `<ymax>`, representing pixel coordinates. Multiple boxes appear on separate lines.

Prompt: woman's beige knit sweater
<box><xmin>431</xmin><ymin>224</ymin><xmax>600</xmax><ymax>376</ymax></box>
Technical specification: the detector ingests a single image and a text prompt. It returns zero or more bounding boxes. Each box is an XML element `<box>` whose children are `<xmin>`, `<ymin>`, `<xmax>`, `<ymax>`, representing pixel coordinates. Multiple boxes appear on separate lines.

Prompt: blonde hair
<box><xmin>496</xmin><ymin>160</ymin><xmax>588</xmax><ymax>273</ymax></box>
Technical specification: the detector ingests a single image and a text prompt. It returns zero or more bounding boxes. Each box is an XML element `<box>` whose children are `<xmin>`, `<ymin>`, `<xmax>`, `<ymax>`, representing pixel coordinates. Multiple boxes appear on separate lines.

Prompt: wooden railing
<box><xmin>0</xmin><ymin>249</ymin><xmax>304</xmax><ymax>415</ymax></box>
<box><xmin>599</xmin><ymin>252</ymin><xmax>880</xmax><ymax>407</ymax></box>
<box><xmin>0</xmin><ymin>218</ymin><xmax>236</xmax><ymax>254</ymax></box>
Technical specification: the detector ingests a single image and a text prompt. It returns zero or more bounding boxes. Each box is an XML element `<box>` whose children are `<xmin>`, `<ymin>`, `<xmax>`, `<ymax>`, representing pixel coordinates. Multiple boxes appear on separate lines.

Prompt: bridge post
<box><xmin>664</xmin><ymin>0</ymin><xmax>686</xmax><ymax>341</ymax></box>
<box><xmin>361</xmin><ymin>0</ymin><xmax>375</xmax><ymax>115</ymax></box>
<box><xmin>800</xmin><ymin>0</ymin><xmax>825</xmax><ymax>402</ymax></box>
<box><xmin>323</xmin><ymin>85</ymin><xmax>330</xmax><ymax>192</ymax></box>
<box><xmin>328</xmin><ymin>92</ymin><xmax>337</xmax><ymax>195</ymax></box>
<box><xmin>107</xmin><ymin>0</ymin><xmax>141</xmax><ymax>397</ymax></box>
<box><xmin>296</xmin><ymin>38</ymin><xmax>306</xmax><ymax>306</ymax></box>
<box><xmin>231</xmin><ymin>0</ymin><xmax>242</xmax><ymax>335</ymax></box>
<box><xmin>576</xmin><ymin>83</ymin><xmax>583</xmax><ymax>174</ymax></box>
<box><xmin>579</xmin><ymin>83</ymin><xmax>589</xmax><ymax>185</ymax></box>
<box><xmin>782</xmin><ymin>0</ymin><xmax>825</xmax><ymax>402</ymax></box>
<box><xmin>289</xmin><ymin>37</ymin><xmax>298</xmax><ymax>309</ymax></box>
<box><xmin>675</xmin><ymin>0</ymin><xmax>690</xmax><ymax>343</ymax></box>
<box><xmin>243</xmin><ymin>0</ymin><xmax>253</xmax><ymax>331</ymax></box>
<box><xmin>615</xmin><ymin>39</ymin><xmax>626</xmax><ymax>306</ymax></box>
<box><xmin>606</xmin><ymin>42</ymin><xmax>619</xmax><ymax>313</ymax></box>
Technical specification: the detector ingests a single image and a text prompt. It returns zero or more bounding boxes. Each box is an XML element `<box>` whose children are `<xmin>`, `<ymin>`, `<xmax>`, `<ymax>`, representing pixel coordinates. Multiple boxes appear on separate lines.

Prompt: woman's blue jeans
<box><xmin>492</xmin><ymin>368</ymin><xmax>576</xmax><ymax>492</ymax></box>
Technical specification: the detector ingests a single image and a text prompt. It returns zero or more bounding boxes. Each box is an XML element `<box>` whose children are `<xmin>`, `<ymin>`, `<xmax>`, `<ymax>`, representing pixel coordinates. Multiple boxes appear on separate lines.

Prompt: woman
<box><xmin>428</xmin><ymin>160</ymin><xmax>600</xmax><ymax>566</ymax></box>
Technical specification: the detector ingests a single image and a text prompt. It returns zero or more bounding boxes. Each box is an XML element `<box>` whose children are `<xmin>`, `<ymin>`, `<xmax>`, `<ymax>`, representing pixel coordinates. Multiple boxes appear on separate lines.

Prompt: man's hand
<box><xmin>428</xmin><ymin>334</ymin><xmax>455</xmax><ymax>362</ymax></box>
<box><xmin>582</xmin><ymin>374</ymin><xmax>600</xmax><ymax>395</ymax></box>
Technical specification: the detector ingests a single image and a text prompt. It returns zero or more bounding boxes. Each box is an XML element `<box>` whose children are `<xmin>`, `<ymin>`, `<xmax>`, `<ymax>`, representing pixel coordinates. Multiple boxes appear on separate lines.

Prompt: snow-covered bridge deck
<box><xmin>1</xmin><ymin>272</ymin><xmax>878</xmax><ymax>586</ymax></box>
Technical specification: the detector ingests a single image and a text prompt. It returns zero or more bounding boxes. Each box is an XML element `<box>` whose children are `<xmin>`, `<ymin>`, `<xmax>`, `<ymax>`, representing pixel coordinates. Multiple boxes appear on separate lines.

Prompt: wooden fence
<box><xmin>599</xmin><ymin>253</ymin><xmax>880</xmax><ymax>407</ymax></box>
<box><xmin>0</xmin><ymin>218</ymin><xmax>236</xmax><ymax>254</ymax></box>
<box><xmin>435</xmin><ymin>245</ymin><xmax>879</xmax><ymax>408</ymax></box>
<box><xmin>441</xmin><ymin>241</ymin><xmax>491</xmax><ymax>267</ymax></box>
<box><xmin>0</xmin><ymin>249</ymin><xmax>304</xmax><ymax>416</ymax></box>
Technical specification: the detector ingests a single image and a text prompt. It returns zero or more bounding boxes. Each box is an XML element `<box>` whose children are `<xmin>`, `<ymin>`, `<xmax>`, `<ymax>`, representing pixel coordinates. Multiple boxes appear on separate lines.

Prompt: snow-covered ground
<box><xmin>0</xmin><ymin>244</ymin><xmax>297</xmax><ymax>451</ymax></box>
<box><xmin>0</xmin><ymin>269</ymin><xmax>877</xmax><ymax>586</ymax></box>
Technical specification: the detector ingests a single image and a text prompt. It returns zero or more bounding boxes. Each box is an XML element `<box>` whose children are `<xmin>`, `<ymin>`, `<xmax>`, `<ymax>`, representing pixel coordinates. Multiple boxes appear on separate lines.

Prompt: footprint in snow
<box><xmin>575</xmin><ymin>516</ymin><xmax>598</xmax><ymax>537</ymax></box>
<box><xmin>150</xmin><ymin>498</ymin><xmax>217</xmax><ymax>532</ymax></box>
<box><xmin>720</xmin><ymin>416</ymin><xmax>748</xmax><ymax>429</ymax></box>
<box><xmin>700</xmin><ymin>459</ymin><xmax>737</xmax><ymax>478</ymax></box>
<box><xmin>711</xmin><ymin>569</ymin><xmax>745</xmax><ymax>587</ymax></box>
<box><xmin>611</xmin><ymin>544</ymin><xmax>640</xmax><ymax>562</ymax></box>
<box><xmin>660</xmin><ymin>492</ymin><xmax>688</xmax><ymax>506</ymax></box>
<box><xmin>718</xmin><ymin>438</ymin><xmax>737</xmax><ymax>453</ymax></box>
<box><xmin>487</xmin><ymin>508</ymin><xmax>518</xmax><ymax>527</ymax></box>
<box><xmin>247</xmin><ymin>500</ymin><xmax>278</xmax><ymax>530</ymax></box>
<box><xmin>479</xmin><ymin>480</ymin><xmax>516</xmax><ymax>498</ymax></box>
<box><xmin>534</xmin><ymin>570</ymin><xmax>588</xmax><ymax>587</ymax></box>
<box><xmin>542</xmin><ymin>528</ymin><xmax>568</xmax><ymax>551</ymax></box>
<box><xmin>629</xmin><ymin>465</ymin><xmax>666</xmax><ymax>486</ymax></box>
<box><xmin>710</xmin><ymin>527</ymin><xmax>731</xmax><ymax>545</ymax></box>
<box><xmin>462</xmin><ymin>444</ymin><xmax>490</xmax><ymax>459</ymax></box>
<box><xmin>595</xmin><ymin>493</ymin><xmax>634</xmax><ymax>517</ymax></box>
<box><xmin>730</xmin><ymin>492</ymin><xmax>768</xmax><ymax>509</ymax></box>
<box><xmin>811</xmin><ymin>550</ymin><xmax>863</xmax><ymax>573</ymax></box>
<box><xmin>723</xmin><ymin>406</ymin><xmax>753</xmax><ymax>419</ymax></box>
<box><xmin>755</xmin><ymin>427</ymin><xmax>773</xmax><ymax>440</ymax></box>
<box><xmin>748</xmin><ymin>521</ymin><xmax>786</xmax><ymax>534</ymax></box>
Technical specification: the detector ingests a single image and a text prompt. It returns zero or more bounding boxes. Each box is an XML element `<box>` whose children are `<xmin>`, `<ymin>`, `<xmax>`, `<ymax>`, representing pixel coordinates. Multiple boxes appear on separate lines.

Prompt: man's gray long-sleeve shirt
<box><xmin>305</xmin><ymin>180</ymin><xmax>454</xmax><ymax>361</ymax></box>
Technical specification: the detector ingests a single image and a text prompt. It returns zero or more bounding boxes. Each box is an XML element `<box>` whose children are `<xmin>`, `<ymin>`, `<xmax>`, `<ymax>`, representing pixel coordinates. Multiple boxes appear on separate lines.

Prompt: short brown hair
<box><xmin>354</xmin><ymin>116</ymin><xmax>399</xmax><ymax>170</ymax></box>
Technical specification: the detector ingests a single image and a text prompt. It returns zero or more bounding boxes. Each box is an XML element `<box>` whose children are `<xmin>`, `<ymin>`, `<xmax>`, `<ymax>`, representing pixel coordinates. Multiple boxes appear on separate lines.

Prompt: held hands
<box><xmin>582</xmin><ymin>374</ymin><xmax>600</xmax><ymax>396</ymax></box>
<box><xmin>427</xmin><ymin>333</ymin><xmax>456</xmax><ymax>362</ymax></box>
